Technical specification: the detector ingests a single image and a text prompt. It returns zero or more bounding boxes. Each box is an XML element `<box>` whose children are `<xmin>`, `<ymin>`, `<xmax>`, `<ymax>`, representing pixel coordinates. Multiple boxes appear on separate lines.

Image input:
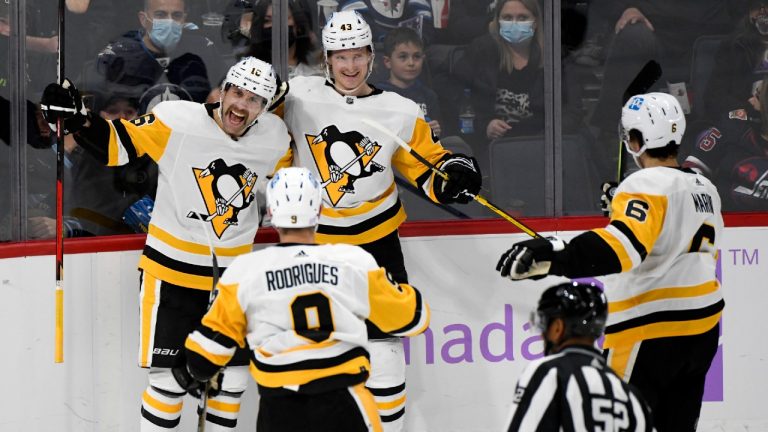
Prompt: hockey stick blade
<box><xmin>618</xmin><ymin>60</ymin><xmax>663</xmax><ymax>182</ymax></box>
<box><xmin>622</xmin><ymin>60</ymin><xmax>662</xmax><ymax>104</ymax></box>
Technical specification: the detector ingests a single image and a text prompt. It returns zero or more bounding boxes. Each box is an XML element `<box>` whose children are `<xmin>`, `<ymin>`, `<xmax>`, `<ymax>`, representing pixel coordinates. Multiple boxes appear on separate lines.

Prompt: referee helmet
<box><xmin>532</xmin><ymin>282</ymin><xmax>608</xmax><ymax>339</ymax></box>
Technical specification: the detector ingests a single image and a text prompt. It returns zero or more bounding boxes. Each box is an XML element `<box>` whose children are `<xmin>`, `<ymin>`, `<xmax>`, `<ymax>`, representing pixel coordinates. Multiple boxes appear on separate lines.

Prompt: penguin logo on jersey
<box><xmin>307</xmin><ymin>125</ymin><xmax>385</xmax><ymax>206</ymax></box>
<box><xmin>186</xmin><ymin>158</ymin><xmax>257</xmax><ymax>238</ymax></box>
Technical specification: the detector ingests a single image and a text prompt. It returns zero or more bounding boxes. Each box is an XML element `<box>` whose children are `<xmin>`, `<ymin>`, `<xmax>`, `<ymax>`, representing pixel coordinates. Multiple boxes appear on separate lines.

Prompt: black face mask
<box><xmin>261</xmin><ymin>25</ymin><xmax>297</xmax><ymax>46</ymax></box>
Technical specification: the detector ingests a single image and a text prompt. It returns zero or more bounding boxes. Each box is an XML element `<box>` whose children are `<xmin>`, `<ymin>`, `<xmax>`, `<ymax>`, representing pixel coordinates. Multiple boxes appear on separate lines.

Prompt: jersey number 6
<box><xmin>291</xmin><ymin>292</ymin><xmax>335</xmax><ymax>343</ymax></box>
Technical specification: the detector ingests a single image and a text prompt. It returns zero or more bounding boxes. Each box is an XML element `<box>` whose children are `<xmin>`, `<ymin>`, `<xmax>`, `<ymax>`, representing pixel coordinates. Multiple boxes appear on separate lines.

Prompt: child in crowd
<box><xmin>377</xmin><ymin>27</ymin><xmax>443</xmax><ymax>137</ymax></box>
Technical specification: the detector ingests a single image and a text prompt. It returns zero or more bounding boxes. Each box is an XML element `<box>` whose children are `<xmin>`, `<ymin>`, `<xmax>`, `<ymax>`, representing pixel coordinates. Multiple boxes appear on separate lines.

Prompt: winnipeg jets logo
<box><xmin>370</xmin><ymin>0</ymin><xmax>404</xmax><ymax>18</ymax></box>
<box><xmin>187</xmin><ymin>158</ymin><xmax>257</xmax><ymax>238</ymax></box>
<box><xmin>307</xmin><ymin>125</ymin><xmax>385</xmax><ymax>206</ymax></box>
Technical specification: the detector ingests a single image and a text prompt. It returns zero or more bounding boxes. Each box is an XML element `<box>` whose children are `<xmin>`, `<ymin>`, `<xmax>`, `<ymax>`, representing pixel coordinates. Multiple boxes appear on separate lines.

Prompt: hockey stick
<box><xmin>189</xmin><ymin>210</ymin><xmax>220</xmax><ymax>432</ymax></box>
<box><xmin>361</xmin><ymin>118</ymin><xmax>542</xmax><ymax>238</ymax></box>
<box><xmin>617</xmin><ymin>60</ymin><xmax>663</xmax><ymax>182</ymax></box>
<box><xmin>186</xmin><ymin>176</ymin><xmax>255</xmax><ymax>222</ymax></box>
<box><xmin>320</xmin><ymin>151</ymin><xmax>367</xmax><ymax>187</ymax></box>
<box><xmin>394</xmin><ymin>177</ymin><xmax>471</xmax><ymax>219</ymax></box>
<box><xmin>54</xmin><ymin>0</ymin><xmax>66</xmax><ymax>364</ymax></box>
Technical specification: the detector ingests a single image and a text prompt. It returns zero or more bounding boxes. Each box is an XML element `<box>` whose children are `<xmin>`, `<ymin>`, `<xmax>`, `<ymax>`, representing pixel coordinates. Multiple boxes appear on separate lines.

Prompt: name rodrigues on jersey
<box><xmin>266</xmin><ymin>263</ymin><xmax>340</xmax><ymax>291</ymax></box>
<box><xmin>692</xmin><ymin>193</ymin><xmax>714</xmax><ymax>214</ymax></box>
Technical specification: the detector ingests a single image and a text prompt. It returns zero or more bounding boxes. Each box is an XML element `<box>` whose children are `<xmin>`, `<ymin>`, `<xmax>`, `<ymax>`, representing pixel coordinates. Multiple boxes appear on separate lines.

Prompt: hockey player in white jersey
<box><xmin>274</xmin><ymin>11</ymin><xmax>481</xmax><ymax>430</ymax></box>
<box><xmin>40</xmin><ymin>57</ymin><xmax>292</xmax><ymax>431</ymax></box>
<box><xmin>496</xmin><ymin>93</ymin><xmax>723</xmax><ymax>432</ymax></box>
<box><xmin>173</xmin><ymin>167</ymin><xmax>431</xmax><ymax>431</ymax></box>
<box><xmin>507</xmin><ymin>282</ymin><xmax>655</xmax><ymax>431</ymax></box>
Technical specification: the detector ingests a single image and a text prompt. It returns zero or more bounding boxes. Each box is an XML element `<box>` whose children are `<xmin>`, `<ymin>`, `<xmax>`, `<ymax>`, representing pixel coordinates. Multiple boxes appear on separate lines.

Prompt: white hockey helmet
<box><xmin>266</xmin><ymin>167</ymin><xmax>322</xmax><ymax>229</ymax></box>
<box><xmin>321</xmin><ymin>10</ymin><xmax>374</xmax><ymax>82</ymax></box>
<box><xmin>620</xmin><ymin>92</ymin><xmax>686</xmax><ymax>157</ymax></box>
<box><xmin>222</xmin><ymin>56</ymin><xmax>278</xmax><ymax>103</ymax></box>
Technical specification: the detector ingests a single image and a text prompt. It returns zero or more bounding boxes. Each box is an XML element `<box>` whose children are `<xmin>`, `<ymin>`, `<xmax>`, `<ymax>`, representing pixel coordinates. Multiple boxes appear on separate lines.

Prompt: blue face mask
<box><xmin>499</xmin><ymin>20</ymin><xmax>535</xmax><ymax>45</ymax></box>
<box><xmin>148</xmin><ymin>18</ymin><xmax>183</xmax><ymax>52</ymax></box>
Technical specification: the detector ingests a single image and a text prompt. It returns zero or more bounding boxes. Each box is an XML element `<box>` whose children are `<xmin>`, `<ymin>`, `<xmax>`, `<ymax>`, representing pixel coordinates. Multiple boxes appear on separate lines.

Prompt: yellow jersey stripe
<box><xmin>321</xmin><ymin>183</ymin><xmax>397</xmax><ymax>219</ymax></box>
<box><xmin>608</xmin><ymin>280</ymin><xmax>720</xmax><ymax>313</ymax></box>
<box><xmin>277</xmin><ymin>339</ymin><xmax>340</xmax><ymax>355</ymax></box>
<box><xmin>352</xmin><ymin>384</ymin><xmax>384</xmax><ymax>432</ymax></box>
<box><xmin>207</xmin><ymin>399</ymin><xmax>240</xmax><ymax>413</ymax></box>
<box><xmin>139</xmin><ymin>255</ymin><xmax>213</xmax><ymax>290</ymax></box>
<box><xmin>593</xmin><ymin>228</ymin><xmax>633</xmax><ymax>272</ymax></box>
<box><xmin>603</xmin><ymin>312</ymin><xmax>721</xmax><ymax>348</ymax></box>
<box><xmin>249</xmin><ymin>355</ymin><xmax>370</xmax><ymax>388</ymax></box>
<box><xmin>148</xmin><ymin>224</ymin><xmax>252</xmax><ymax>257</ymax></box>
<box><xmin>376</xmin><ymin>395</ymin><xmax>407</xmax><ymax>411</ymax></box>
<box><xmin>317</xmin><ymin>206</ymin><xmax>406</xmax><ymax>245</ymax></box>
<box><xmin>142</xmin><ymin>390</ymin><xmax>183</xmax><ymax>414</ymax></box>
<box><xmin>139</xmin><ymin>273</ymin><xmax>159</xmax><ymax>367</ymax></box>
<box><xmin>184</xmin><ymin>338</ymin><xmax>233</xmax><ymax>367</ymax></box>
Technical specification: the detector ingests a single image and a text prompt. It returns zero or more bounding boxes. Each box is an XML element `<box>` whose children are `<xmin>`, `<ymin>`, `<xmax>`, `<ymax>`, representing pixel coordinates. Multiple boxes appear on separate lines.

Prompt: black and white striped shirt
<box><xmin>507</xmin><ymin>345</ymin><xmax>655</xmax><ymax>432</ymax></box>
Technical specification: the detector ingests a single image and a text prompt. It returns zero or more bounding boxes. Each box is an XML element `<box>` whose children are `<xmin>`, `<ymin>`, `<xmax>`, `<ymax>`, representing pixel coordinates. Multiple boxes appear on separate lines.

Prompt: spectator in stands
<box><xmin>243</xmin><ymin>0</ymin><xmax>322</xmax><ymax>78</ymax></box>
<box><xmin>441</xmin><ymin>0</ymin><xmax>494</xmax><ymax>45</ymax></box>
<box><xmin>339</xmin><ymin>0</ymin><xmax>435</xmax><ymax>44</ymax></box>
<box><xmin>684</xmin><ymin>77</ymin><xmax>768</xmax><ymax>211</ymax></box>
<box><xmin>377</xmin><ymin>27</ymin><xmax>443</xmax><ymax>136</ymax></box>
<box><xmin>455</xmin><ymin>0</ymin><xmax>545</xmax><ymax>142</ymax></box>
<box><xmin>703</xmin><ymin>0</ymin><xmax>768</xmax><ymax>124</ymax></box>
<box><xmin>81</xmin><ymin>0</ymin><xmax>225</xmax><ymax>104</ymax></box>
<box><xmin>589</xmin><ymin>0</ymin><xmax>744</xmax><ymax>148</ymax></box>
<box><xmin>23</xmin><ymin>89</ymin><xmax>158</xmax><ymax>239</ymax></box>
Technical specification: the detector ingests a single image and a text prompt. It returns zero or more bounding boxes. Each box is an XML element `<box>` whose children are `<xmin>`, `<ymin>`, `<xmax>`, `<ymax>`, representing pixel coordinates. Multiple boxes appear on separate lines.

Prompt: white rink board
<box><xmin>1</xmin><ymin>227</ymin><xmax>767</xmax><ymax>431</ymax></box>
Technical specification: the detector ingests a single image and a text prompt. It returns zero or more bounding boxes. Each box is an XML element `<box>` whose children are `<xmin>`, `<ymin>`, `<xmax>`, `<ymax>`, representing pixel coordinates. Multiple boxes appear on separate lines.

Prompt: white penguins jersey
<box><xmin>184</xmin><ymin>243</ymin><xmax>430</xmax><ymax>392</ymax></box>
<box><xmin>74</xmin><ymin>101</ymin><xmax>292</xmax><ymax>290</ymax></box>
<box><xmin>280</xmin><ymin>76</ymin><xmax>449</xmax><ymax>244</ymax></box>
<box><xmin>593</xmin><ymin>167</ymin><xmax>724</xmax><ymax>349</ymax></box>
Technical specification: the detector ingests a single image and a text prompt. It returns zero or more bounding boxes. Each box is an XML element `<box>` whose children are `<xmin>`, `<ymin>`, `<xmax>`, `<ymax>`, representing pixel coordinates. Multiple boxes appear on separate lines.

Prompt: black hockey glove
<box><xmin>496</xmin><ymin>236</ymin><xmax>565</xmax><ymax>280</ymax></box>
<box><xmin>600</xmin><ymin>181</ymin><xmax>618</xmax><ymax>217</ymax></box>
<box><xmin>40</xmin><ymin>78</ymin><xmax>88</xmax><ymax>135</ymax></box>
<box><xmin>171</xmin><ymin>365</ymin><xmax>223</xmax><ymax>399</ymax></box>
<box><xmin>434</xmin><ymin>153</ymin><xmax>482</xmax><ymax>204</ymax></box>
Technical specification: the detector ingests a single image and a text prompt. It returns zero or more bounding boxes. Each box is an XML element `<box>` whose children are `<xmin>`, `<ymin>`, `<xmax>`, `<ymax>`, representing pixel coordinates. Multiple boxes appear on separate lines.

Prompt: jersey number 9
<box><xmin>291</xmin><ymin>292</ymin><xmax>335</xmax><ymax>343</ymax></box>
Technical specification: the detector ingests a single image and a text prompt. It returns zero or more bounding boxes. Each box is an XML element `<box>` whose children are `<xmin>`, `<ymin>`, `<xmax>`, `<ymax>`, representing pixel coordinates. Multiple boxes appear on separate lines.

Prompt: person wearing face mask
<box><xmin>243</xmin><ymin>0</ymin><xmax>322</xmax><ymax>79</ymax></box>
<box><xmin>497</xmin><ymin>93</ymin><xmax>724</xmax><ymax>432</ymax></box>
<box><xmin>82</xmin><ymin>0</ymin><xmax>225</xmax><ymax>105</ymax></box>
<box><xmin>702</xmin><ymin>0</ymin><xmax>768</xmax><ymax>124</ymax></box>
<box><xmin>506</xmin><ymin>282</ymin><xmax>655</xmax><ymax>431</ymax></box>
<box><xmin>455</xmin><ymin>0</ymin><xmax>546</xmax><ymax>146</ymax></box>
<box><xmin>40</xmin><ymin>57</ymin><xmax>292</xmax><ymax>431</ymax></box>
<box><xmin>587</xmin><ymin>0</ymin><xmax>743</xmax><ymax>180</ymax></box>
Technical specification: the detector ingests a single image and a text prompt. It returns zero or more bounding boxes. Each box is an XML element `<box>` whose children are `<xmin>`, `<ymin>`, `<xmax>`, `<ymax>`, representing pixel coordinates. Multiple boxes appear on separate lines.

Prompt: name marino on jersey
<box><xmin>692</xmin><ymin>193</ymin><xmax>714</xmax><ymax>213</ymax></box>
<box><xmin>73</xmin><ymin>100</ymin><xmax>291</xmax><ymax>289</ymax></box>
<box><xmin>266</xmin><ymin>263</ymin><xmax>339</xmax><ymax>291</ymax></box>
<box><xmin>596</xmin><ymin>168</ymin><xmax>724</xmax><ymax>358</ymax></box>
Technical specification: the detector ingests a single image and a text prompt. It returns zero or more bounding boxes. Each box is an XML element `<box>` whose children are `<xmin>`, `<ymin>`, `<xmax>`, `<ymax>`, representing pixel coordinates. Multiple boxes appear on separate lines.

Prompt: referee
<box><xmin>507</xmin><ymin>282</ymin><xmax>655</xmax><ymax>431</ymax></box>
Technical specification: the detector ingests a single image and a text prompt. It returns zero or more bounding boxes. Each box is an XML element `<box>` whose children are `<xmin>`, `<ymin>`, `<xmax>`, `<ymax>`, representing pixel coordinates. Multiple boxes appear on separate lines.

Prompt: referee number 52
<box><xmin>592</xmin><ymin>397</ymin><xmax>630</xmax><ymax>431</ymax></box>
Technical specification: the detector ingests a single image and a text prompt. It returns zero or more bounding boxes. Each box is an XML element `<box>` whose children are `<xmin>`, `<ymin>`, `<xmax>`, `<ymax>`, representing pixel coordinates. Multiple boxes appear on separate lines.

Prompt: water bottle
<box><xmin>458</xmin><ymin>88</ymin><xmax>475</xmax><ymax>135</ymax></box>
